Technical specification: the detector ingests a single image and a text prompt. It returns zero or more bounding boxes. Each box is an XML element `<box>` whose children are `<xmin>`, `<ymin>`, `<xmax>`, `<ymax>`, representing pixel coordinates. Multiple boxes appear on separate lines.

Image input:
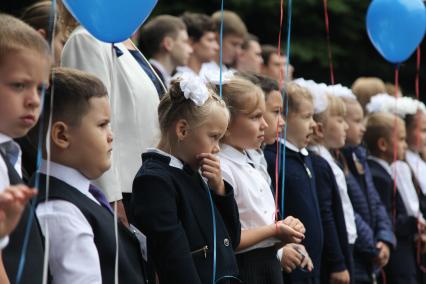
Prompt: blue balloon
<box><xmin>63</xmin><ymin>0</ymin><xmax>158</xmax><ymax>43</ymax></box>
<box><xmin>366</xmin><ymin>0</ymin><xmax>426</xmax><ymax>63</ymax></box>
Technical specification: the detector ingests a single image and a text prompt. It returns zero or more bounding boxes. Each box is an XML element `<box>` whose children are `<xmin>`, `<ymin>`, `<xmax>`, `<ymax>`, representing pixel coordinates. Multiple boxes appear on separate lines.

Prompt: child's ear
<box><xmin>175</xmin><ymin>119</ymin><xmax>189</xmax><ymax>141</ymax></box>
<box><xmin>51</xmin><ymin>121</ymin><xmax>70</xmax><ymax>149</ymax></box>
<box><xmin>314</xmin><ymin>122</ymin><xmax>324</xmax><ymax>139</ymax></box>
<box><xmin>377</xmin><ymin>137</ymin><xmax>388</xmax><ymax>153</ymax></box>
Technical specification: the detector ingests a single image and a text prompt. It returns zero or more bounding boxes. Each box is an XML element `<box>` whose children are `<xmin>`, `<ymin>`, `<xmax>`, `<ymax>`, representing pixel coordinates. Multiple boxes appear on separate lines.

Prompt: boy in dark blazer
<box><xmin>364</xmin><ymin>112</ymin><xmax>418</xmax><ymax>284</ymax></box>
<box><xmin>33</xmin><ymin>68</ymin><xmax>146</xmax><ymax>284</ymax></box>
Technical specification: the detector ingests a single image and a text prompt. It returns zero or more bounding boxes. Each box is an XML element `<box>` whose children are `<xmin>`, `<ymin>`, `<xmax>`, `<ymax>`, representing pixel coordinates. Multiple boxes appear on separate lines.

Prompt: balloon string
<box><xmin>323</xmin><ymin>0</ymin><xmax>335</xmax><ymax>85</ymax></box>
<box><xmin>416</xmin><ymin>47</ymin><xmax>421</xmax><ymax>100</ymax></box>
<box><xmin>391</xmin><ymin>65</ymin><xmax>399</xmax><ymax>226</ymax></box>
<box><xmin>219</xmin><ymin>0</ymin><xmax>224</xmax><ymax>98</ymax></box>
<box><xmin>280</xmin><ymin>0</ymin><xmax>293</xmax><ymax>218</ymax></box>
<box><xmin>277</xmin><ymin>0</ymin><xmax>284</xmax><ymax>87</ymax></box>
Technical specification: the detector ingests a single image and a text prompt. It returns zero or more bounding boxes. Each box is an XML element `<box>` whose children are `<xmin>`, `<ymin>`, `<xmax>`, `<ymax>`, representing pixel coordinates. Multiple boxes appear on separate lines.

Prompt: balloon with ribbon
<box><xmin>366</xmin><ymin>0</ymin><xmax>426</xmax><ymax>64</ymax></box>
<box><xmin>62</xmin><ymin>0</ymin><xmax>158</xmax><ymax>43</ymax></box>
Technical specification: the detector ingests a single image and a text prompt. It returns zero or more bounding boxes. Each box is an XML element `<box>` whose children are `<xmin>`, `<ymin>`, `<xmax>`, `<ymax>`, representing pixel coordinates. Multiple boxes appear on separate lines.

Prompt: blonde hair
<box><xmin>0</xmin><ymin>13</ymin><xmax>50</xmax><ymax>63</ymax></box>
<box><xmin>21</xmin><ymin>1</ymin><xmax>61</xmax><ymax>36</ymax></box>
<box><xmin>216</xmin><ymin>76</ymin><xmax>264</xmax><ymax>121</ymax></box>
<box><xmin>364</xmin><ymin>112</ymin><xmax>404</xmax><ymax>155</ymax></box>
<box><xmin>351</xmin><ymin>77</ymin><xmax>386</xmax><ymax>110</ymax></box>
<box><xmin>283</xmin><ymin>82</ymin><xmax>312</xmax><ymax>114</ymax></box>
<box><xmin>211</xmin><ymin>10</ymin><xmax>247</xmax><ymax>38</ymax></box>
<box><xmin>158</xmin><ymin>79</ymin><xmax>229</xmax><ymax>136</ymax></box>
<box><xmin>314</xmin><ymin>95</ymin><xmax>346</xmax><ymax>124</ymax></box>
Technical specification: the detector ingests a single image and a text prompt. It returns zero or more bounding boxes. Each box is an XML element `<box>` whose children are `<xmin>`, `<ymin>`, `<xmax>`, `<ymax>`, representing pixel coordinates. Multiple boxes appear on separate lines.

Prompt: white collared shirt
<box><xmin>36</xmin><ymin>160</ymin><xmax>102</xmax><ymax>284</ymax></box>
<box><xmin>0</xmin><ymin>133</ymin><xmax>21</xmax><ymax>249</ymax></box>
<box><xmin>279</xmin><ymin>138</ymin><xmax>309</xmax><ymax>156</ymax></box>
<box><xmin>310</xmin><ymin>145</ymin><xmax>357</xmax><ymax>244</ymax></box>
<box><xmin>149</xmin><ymin>59</ymin><xmax>172</xmax><ymax>88</ymax></box>
<box><xmin>0</xmin><ymin>133</ymin><xmax>22</xmax><ymax>192</ymax></box>
<box><xmin>146</xmin><ymin>148</ymin><xmax>184</xmax><ymax>169</ymax></box>
<box><xmin>246</xmin><ymin>149</ymin><xmax>271</xmax><ymax>187</ymax></box>
<box><xmin>218</xmin><ymin>144</ymin><xmax>279</xmax><ymax>253</ymax></box>
<box><xmin>368</xmin><ymin>156</ymin><xmax>423</xmax><ymax>220</ymax></box>
<box><xmin>406</xmin><ymin>150</ymin><xmax>426</xmax><ymax>195</ymax></box>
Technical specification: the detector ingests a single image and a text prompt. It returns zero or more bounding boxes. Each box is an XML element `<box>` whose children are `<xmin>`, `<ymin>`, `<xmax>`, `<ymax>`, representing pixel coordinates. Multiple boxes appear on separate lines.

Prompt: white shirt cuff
<box><xmin>277</xmin><ymin>247</ymin><xmax>283</xmax><ymax>261</ymax></box>
<box><xmin>0</xmin><ymin>236</ymin><xmax>9</xmax><ymax>250</ymax></box>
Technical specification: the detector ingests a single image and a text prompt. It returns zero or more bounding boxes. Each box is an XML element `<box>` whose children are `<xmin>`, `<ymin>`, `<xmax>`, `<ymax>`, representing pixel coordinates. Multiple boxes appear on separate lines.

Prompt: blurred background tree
<box><xmin>2</xmin><ymin>0</ymin><xmax>425</xmax><ymax>99</ymax></box>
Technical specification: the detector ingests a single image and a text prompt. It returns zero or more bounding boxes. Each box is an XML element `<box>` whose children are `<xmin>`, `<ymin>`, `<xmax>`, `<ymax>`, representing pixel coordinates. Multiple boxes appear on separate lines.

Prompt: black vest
<box><xmin>0</xmin><ymin>151</ymin><xmax>44</xmax><ymax>284</ymax></box>
<box><xmin>35</xmin><ymin>174</ymin><xmax>146</xmax><ymax>284</ymax></box>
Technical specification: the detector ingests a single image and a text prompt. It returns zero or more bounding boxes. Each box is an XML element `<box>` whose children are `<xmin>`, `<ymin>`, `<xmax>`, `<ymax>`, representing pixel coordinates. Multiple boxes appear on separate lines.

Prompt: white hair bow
<box><xmin>366</xmin><ymin>93</ymin><xmax>426</xmax><ymax>117</ymax></box>
<box><xmin>178</xmin><ymin>73</ymin><xmax>210</xmax><ymax>106</ymax></box>
<box><xmin>293</xmin><ymin>78</ymin><xmax>329</xmax><ymax>114</ymax></box>
<box><xmin>201</xmin><ymin>69</ymin><xmax>235</xmax><ymax>85</ymax></box>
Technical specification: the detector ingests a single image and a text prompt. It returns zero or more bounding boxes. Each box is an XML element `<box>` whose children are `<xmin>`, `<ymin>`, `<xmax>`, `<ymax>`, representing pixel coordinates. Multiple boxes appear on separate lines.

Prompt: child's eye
<box><xmin>11</xmin><ymin>82</ymin><xmax>26</xmax><ymax>91</ymax></box>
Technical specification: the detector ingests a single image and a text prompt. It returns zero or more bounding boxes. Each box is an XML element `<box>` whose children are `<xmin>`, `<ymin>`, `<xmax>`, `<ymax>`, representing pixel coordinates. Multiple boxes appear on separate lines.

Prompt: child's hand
<box><xmin>0</xmin><ymin>185</ymin><xmax>37</xmax><ymax>238</ymax></box>
<box><xmin>374</xmin><ymin>241</ymin><xmax>390</xmax><ymax>268</ymax></box>
<box><xmin>281</xmin><ymin>244</ymin><xmax>313</xmax><ymax>273</ymax></box>
<box><xmin>282</xmin><ymin>216</ymin><xmax>306</xmax><ymax>234</ymax></box>
<box><xmin>276</xmin><ymin>217</ymin><xmax>305</xmax><ymax>244</ymax></box>
<box><xmin>330</xmin><ymin>270</ymin><xmax>350</xmax><ymax>284</ymax></box>
<box><xmin>198</xmin><ymin>153</ymin><xmax>225</xmax><ymax>195</ymax></box>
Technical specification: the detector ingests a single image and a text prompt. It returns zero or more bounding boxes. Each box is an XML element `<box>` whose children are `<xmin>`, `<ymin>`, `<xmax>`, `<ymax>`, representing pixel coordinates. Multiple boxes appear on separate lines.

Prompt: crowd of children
<box><xmin>1</xmin><ymin>1</ymin><xmax>426</xmax><ymax>284</ymax></box>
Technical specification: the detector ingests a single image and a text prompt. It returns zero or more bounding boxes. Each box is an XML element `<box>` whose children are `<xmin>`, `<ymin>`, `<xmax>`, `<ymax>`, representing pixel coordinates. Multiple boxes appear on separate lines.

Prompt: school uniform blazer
<box><xmin>61</xmin><ymin>27</ymin><xmax>163</xmax><ymax>201</ymax></box>
<box><xmin>264</xmin><ymin>142</ymin><xmax>323</xmax><ymax>280</ymax></box>
<box><xmin>367</xmin><ymin>158</ymin><xmax>418</xmax><ymax>283</ymax></box>
<box><xmin>341</xmin><ymin>147</ymin><xmax>395</xmax><ymax>282</ymax></box>
<box><xmin>131</xmin><ymin>152</ymin><xmax>241</xmax><ymax>284</ymax></box>
<box><xmin>311</xmin><ymin>154</ymin><xmax>351</xmax><ymax>279</ymax></box>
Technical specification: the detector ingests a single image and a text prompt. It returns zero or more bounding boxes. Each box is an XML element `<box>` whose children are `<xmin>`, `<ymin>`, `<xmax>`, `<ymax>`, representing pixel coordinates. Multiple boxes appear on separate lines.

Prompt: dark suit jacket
<box><xmin>367</xmin><ymin>158</ymin><xmax>418</xmax><ymax>284</ymax></box>
<box><xmin>131</xmin><ymin>152</ymin><xmax>241</xmax><ymax>284</ymax></box>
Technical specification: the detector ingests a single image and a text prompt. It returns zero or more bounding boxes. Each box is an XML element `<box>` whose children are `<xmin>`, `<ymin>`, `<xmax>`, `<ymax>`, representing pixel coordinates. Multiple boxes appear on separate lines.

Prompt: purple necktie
<box><xmin>89</xmin><ymin>184</ymin><xmax>114</xmax><ymax>214</ymax></box>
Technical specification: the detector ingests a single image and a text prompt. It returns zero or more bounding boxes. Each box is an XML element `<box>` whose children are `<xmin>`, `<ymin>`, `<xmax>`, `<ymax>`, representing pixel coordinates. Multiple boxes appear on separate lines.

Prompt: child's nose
<box><xmin>212</xmin><ymin>143</ymin><xmax>220</xmax><ymax>154</ymax></box>
<box><xmin>26</xmin><ymin>88</ymin><xmax>41</xmax><ymax>109</ymax></box>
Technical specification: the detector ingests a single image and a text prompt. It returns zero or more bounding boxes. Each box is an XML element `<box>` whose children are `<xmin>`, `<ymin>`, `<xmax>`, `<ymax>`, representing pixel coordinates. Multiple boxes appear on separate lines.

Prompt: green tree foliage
<box><xmin>152</xmin><ymin>0</ymin><xmax>426</xmax><ymax>99</ymax></box>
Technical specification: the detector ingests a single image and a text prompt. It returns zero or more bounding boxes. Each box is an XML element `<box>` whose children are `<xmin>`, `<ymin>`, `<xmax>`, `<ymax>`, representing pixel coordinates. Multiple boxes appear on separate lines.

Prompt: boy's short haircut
<box><xmin>43</xmin><ymin>68</ymin><xmax>108</xmax><ymax>128</ymax></box>
<box><xmin>364</xmin><ymin>112</ymin><xmax>402</xmax><ymax>155</ymax></box>
<box><xmin>284</xmin><ymin>82</ymin><xmax>312</xmax><ymax>114</ymax></box>
<box><xmin>211</xmin><ymin>10</ymin><xmax>247</xmax><ymax>38</ymax></box>
<box><xmin>180</xmin><ymin>12</ymin><xmax>214</xmax><ymax>42</ymax></box>
<box><xmin>351</xmin><ymin>77</ymin><xmax>386</xmax><ymax>110</ymax></box>
<box><xmin>0</xmin><ymin>13</ymin><xmax>50</xmax><ymax>63</ymax></box>
<box><xmin>261</xmin><ymin>44</ymin><xmax>281</xmax><ymax>66</ymax></box>
<box><xmin>138</xmin><ymin>15</ymin><xmax>186</xmax><ymax>59</ymax></box>
<box><xmin>242</xmin><ymin>33</ymin><xmax>259</xmax><ymax>50</ymax></box>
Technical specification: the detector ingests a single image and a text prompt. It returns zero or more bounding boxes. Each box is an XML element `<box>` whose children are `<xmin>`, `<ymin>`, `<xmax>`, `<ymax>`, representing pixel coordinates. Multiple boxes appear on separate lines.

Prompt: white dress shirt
<box><xmin>246</xmin><ymin>149</ymin><xmax>272</xmax><ymax>187</ymax></box>
<box><xmin>218</xmin><ymin>144</ymin><xmax>279</xmax><ymax>253</ymax></box>
<box><xmin>0</xmin><ymin>133</ymin><xmax>22</xmax><ymax>192</ymax></box>
<box><xmin>36</xmin><ymin>160</ymin><xmax>102</xmax><ymax>284</ymax></box>
<box><xmin>149</xmin><ymin>59</ymin><xmax>172</xmax><ymax>88</ymax></box>
<box><xmin>368</xmin><ymin>156</ymin><xmax>424</xmax><ymax>220</ymax></box>
<box><xmin>406</xmin><ymin>150</ymin><xmax>426</xmax><ymax>195</ymax></box>
<box><xmin>311</xmin><ymin>145</ymin><xmax>357</xmax><ymax>244</ymax></box>
<box><xmin>61</xmin><ymin>27</ymin><xmax>161</xmax><ymax>201</ymax></box>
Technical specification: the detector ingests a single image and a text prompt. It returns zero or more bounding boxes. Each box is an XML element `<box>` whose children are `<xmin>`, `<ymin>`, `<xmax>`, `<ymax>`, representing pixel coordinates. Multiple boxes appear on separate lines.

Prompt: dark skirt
<box><xmin>236</xmin><ymin>246</ymin><xmax>283</xmax><ymax>284</ymax></box>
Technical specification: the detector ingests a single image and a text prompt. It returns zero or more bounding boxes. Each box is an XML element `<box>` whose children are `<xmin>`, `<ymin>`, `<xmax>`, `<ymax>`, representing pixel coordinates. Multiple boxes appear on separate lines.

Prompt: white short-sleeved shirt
<box><xmin>218</xmin><ymin>144</ymin><xmax>279</xmax><ymax>253</ymax></box>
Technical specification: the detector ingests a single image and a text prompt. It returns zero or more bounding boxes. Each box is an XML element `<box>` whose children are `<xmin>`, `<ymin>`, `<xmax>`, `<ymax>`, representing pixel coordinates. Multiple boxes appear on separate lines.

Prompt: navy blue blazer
<box><xmin>367</xmin><ymin>158</ymin><xmax>418</xmax><ymax>284</ymax></box>
<box><xmin>340</xmin><ymin>147</ymin><xmax>396</xmax><ymax>282</ymax></box>
<box><xmin>311</xmin><ymin>154</ymin><xmax>352</xmax><ymax>282</ymax></box>
<box><xmin>131</xmin><ymin>152</ymin><xmax>241</xmax><ymax>284</ymax></box>
<box><xmin>264</xmin><ymin>142</ymin><xmax>323</xmax><ymax>281</ymax></box>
